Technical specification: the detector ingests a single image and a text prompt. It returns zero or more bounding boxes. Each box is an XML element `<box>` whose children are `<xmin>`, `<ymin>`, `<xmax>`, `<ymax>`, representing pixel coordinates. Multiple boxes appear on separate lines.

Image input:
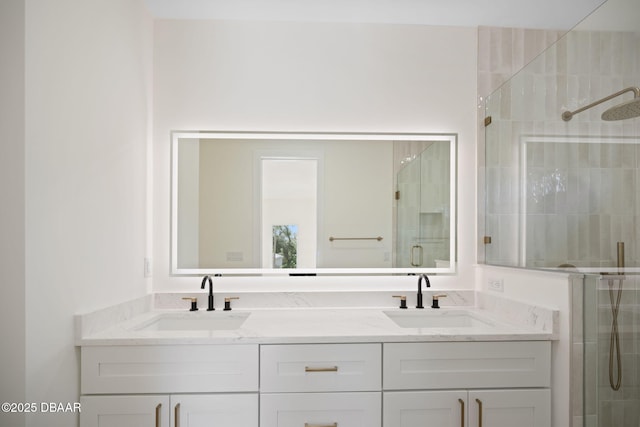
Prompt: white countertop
<box><xmin>76</xmin><ymin>305</ymin><xmax>556</xmax><ymax>346</ymax></box>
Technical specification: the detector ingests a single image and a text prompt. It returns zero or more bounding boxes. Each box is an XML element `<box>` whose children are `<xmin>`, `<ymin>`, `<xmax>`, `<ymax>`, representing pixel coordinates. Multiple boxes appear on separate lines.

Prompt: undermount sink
<box><xmin>134</xmin><ymin>312</ymin><xmax>250</xmax><ymax>331</ymax></box>
<box><xmin>383</xmin><ymin>310</ymin><xmax>493</xmax><ymax>329</ymax></box>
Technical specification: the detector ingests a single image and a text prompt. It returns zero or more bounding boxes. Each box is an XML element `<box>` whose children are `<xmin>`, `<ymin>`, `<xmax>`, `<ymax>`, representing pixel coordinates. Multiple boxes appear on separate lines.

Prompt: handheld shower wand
<box><xmin>608</xmin><ymin>241</ymin><xmax>624</xmax><ymax>391</ymax></box>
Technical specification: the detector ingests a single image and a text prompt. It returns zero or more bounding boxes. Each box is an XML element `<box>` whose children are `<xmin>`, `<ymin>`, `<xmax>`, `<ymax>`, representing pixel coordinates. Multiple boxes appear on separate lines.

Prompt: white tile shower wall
<box><xmin>482</xmin><ymin>28</ymin><xmax>640</xmax><ymax>268</ymax></box>
<box><xmin>477</xmin><ymin>26</ymin><xmax>564</xmax><ymax>262</ymax></box>
<box><xmin>477</xmin><ymin>27</ymin><xmax>565</xmax><ymax>99</ymax></box>
<box><xmin>525</xmin><ymin>141</ymin><xmax>638</xmax><ymax>268</ymax></box>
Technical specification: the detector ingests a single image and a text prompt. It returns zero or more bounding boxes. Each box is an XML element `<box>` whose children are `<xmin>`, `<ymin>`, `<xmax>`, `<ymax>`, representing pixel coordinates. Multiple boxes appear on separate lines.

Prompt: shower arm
<box><xmin>562</xmin><ymin>87</ymin><xmax>640</xmax><ymax>121</ymax></box>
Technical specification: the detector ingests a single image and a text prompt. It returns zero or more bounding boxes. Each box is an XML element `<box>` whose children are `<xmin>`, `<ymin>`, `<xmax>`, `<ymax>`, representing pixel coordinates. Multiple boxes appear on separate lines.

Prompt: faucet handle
<box><xmin>431</xmin><ymin>294</ymin><xmax>447</xmax><ymax>309</ymax></box>
<box><xmin>392</xmin><ymin>295</ymin><xmax>408</xmax><ymax>309</ymax></box>
<box><xmin>223</xmin><ymin>297</ymin><xmax>239</xmax><ymax>311</ymax></box>
<box><xmin>182</xmin><ymin>297</ymin><xmax>199</xmax><ymax>311</ymax></box>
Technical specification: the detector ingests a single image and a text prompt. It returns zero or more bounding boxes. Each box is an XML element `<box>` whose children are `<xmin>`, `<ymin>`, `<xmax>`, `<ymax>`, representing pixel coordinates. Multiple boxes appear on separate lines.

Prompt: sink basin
<box><xmin>383</xmin><ymin>310</ymin><xmax>493</xmax><ymax>329</ymax></box>
<box><xmin>134</xmin><ymin>312</ymin><xmax>250</xmax><ymax>331</ymax></box>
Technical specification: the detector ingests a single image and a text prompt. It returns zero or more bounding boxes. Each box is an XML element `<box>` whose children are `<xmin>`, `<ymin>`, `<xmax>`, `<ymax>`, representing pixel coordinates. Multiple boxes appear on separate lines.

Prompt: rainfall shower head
<box><xmin>601</xmin><ymin>96</ymin><xmax>640</xmax><ymax>121</ymax></box>
<box><xmin>561</xmin><ymin>86</ymin><xmax>640</xmax><ymax>122</ymax></box>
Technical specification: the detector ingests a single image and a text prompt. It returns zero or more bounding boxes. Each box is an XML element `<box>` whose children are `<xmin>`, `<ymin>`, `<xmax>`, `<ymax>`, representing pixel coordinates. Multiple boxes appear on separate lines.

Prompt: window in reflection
<box><xmin>272</xmin><ymin>225</ymin><xmax>298</xmax><ymax>268</ymax></box>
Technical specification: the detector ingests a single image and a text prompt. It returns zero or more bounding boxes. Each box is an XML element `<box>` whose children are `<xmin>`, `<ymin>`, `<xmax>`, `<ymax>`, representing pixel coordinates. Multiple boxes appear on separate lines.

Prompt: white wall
<box><xmin>475</xmin><ymin>265</ymin><xmax>573</xmax><ymax>427</ymax></box>
<box><xmin>153</xmin><ymin>20</ymin><xmax>478</xmax><ymax>291</ymax></box>
<box><xmin>320</xmin><ymin>140</ymin><xmax>392</xmax><ymax>268</ymax></box>
<box><xmin>23</xmin><ymin>1</ymin><xmax>153</xmax><ymax>425</ymax></box>
<box><xmin>0</xmin><ymin>1</ymin><xmax>26</xmax><ymax>426</ymax></box>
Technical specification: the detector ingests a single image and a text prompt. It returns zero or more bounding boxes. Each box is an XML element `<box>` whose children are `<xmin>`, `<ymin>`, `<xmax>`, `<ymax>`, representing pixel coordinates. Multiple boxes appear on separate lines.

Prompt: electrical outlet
<box><xmin>226</xmin><ymin>251</ymin><xmax>244</xmax><ymax>262</ymax></box>
<box><xmin>144</xmin><ymin>258</ymin><xmax>152</xmax><ymax>278</ymax></box>
<box><xmin>488</xmin><ymin>277</ymin><xmax>504</xmax><ymax>292</ymax></box>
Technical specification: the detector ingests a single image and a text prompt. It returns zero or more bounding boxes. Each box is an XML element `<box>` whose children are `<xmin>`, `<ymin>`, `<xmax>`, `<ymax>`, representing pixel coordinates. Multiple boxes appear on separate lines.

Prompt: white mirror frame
<box><xmin>170</xmin><ymin>131</ymin><xmax>457</xmax><ymax>276</ymax></box>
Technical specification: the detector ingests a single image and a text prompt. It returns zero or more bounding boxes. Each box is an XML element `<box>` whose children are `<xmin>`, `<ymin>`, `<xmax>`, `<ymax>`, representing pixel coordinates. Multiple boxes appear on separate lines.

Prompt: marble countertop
<box><xmin>76</xmin><ymin>302</ymin><xmax>557</xmax><ymax>346</ymax></box>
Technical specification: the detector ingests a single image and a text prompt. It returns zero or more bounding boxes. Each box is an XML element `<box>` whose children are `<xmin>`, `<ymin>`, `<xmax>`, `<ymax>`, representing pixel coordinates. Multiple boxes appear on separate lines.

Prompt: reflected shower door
<box><xmin>396</xmin><ymin>156</ymin><xmax>421</xmax><ymax>267</ymax></box>
<box><xmin>396</xmin><ymin>143</ymin><xmax>451</xmax><ymax>268</ymax></box>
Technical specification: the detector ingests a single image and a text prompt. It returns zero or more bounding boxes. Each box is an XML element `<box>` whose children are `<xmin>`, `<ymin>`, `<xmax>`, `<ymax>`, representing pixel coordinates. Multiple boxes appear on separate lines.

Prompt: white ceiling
<box><xmin>144</xmin><ymin>0</ymin><xmax>607</xmax><ymax>30</ymax></box>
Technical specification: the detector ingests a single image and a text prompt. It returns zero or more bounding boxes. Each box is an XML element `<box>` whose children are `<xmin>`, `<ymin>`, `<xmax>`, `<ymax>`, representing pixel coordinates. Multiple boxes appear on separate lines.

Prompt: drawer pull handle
<box><xmin>458</xmin><ymin>398</ymin><xmax>464</xmax><ymax>427</ymax></box>
<box><xmin>305</xmin><ymin>423</ymin><xmax>338</xmax><ymax>427</ymax></box>
<box><xmin>476</xmin><ymin>398</ymin><xmax>483</xmax><ymax>427</ymax></box>
<box><xmin>304</xmin><ymin>366</ymin><xmax>338</xmax><ymax>372</ymax></box>
<box><xmin>155</xmin><ymin>403</ymin><xmax>162</xmax><ymax>427</ymax></box>
<box><xmin>175</xmin><ymin>403</ymin><xmax>180</xmax><ymax>427</ymax></box>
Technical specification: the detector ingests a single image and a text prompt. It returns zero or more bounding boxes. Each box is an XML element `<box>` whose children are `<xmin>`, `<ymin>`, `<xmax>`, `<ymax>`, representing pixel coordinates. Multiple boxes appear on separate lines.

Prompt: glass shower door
<box><xmin>396</xmin><ymin>142</ymin><xmax>451</xmax><ymax>268</ymax></box>
<box><xmin>396</xmin><ymin>155</ymin><xmax>421</xmax><ymax>268</ymax></box>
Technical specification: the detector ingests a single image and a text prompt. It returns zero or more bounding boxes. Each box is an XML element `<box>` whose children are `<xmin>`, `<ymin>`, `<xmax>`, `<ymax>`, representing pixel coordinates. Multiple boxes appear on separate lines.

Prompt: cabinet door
<box><xmin>80</xmin><ymin>395</ymin><xmax>170</xmax><ymax>427</ymax></box>
<box><xmin>261</xmin><ymin>392</ymin><xmax>381</xmax><ymax>427</ymax></box>
<box><xmin>172</xmin><ymin>394</ymin><xmax>258</xmax><ymax>427</ymax></box>
<box><xmin>468</xmin><ymin>389</ymin><xmax>550</xmax><ymax>427</ymax></box>
<box><xmin>384</xmin><ymin>391</ymin><xmax>466</xmax><ymax>427</ymax></box>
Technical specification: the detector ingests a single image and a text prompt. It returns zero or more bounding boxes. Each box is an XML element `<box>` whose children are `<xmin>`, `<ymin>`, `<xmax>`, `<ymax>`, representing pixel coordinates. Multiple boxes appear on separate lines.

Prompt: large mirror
<box><xmin>171</xmin><ymin>131</ymin><xmax>457</xmax><ymax>275</ymax></box>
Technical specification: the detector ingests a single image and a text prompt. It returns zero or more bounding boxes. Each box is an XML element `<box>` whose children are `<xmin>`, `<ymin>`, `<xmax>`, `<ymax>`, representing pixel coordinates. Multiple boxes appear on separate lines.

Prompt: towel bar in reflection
<box><xmin>328</xmin><ymin>236</ymin><xmax>383</xmax><ymax>242</ymax></box>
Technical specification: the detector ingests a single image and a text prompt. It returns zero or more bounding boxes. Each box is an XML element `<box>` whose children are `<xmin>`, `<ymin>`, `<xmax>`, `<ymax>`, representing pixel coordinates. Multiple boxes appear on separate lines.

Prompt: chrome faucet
<box><xmin>201</xmin><ymin>275</ymin><xmax>216</xmax><ymax>311</ymax></box>
<box><xmin>416</xmin><ymin>273</ymin><xmax>430</xmax><ymax>309</ymax></box>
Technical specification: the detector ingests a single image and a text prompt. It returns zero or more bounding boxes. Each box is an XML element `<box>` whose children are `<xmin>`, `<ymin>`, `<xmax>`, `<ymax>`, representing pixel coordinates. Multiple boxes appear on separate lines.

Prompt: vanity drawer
<box><xmin>260</xmin><ymin>392</ymin><xmax>381</xmax><ymax>427</ymax></box>
<box><xmin>260</xmin><ymin>343</ymin><xmax>382</xmax><ymax>392</ymax></box>
<box><xmin>383</xmin><ymin>341</ymin><xmax>551</xmax><ymax>390</ymax></box>
<box><xmin>81</xmin><ymin>344</ymin><xmax>258</xmax><ymax>394</ymax></box>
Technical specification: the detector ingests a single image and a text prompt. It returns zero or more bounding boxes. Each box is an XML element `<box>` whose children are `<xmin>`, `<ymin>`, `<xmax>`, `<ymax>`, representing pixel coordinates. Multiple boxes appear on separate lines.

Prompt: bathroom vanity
<box><xmin>76</xmin><ymin>296</ymin><xmax>556</xmax><ymax>427</ymax></box>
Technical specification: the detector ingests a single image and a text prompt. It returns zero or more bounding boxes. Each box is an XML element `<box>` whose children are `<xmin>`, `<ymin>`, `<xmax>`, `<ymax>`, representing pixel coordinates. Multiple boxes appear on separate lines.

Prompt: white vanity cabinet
<box><xmin>259</xmin><ymin>343</ymin><xmax>382</xmax><ymax>427</ymax></box>
<box><xmin>383</xmin><ymin>389</ymin><xmax>550</xmax><ymax>427</ymax></box>
<box><xmin>382</xmin><ymin>342</ymin><xmax>551</xmax><ymax>427</ymax></box>
<box><xmin>81</xmin><ymin>393</ymin><xmax>258</xmax><ymax>427</ymax></box>
<box><xmin>80</xmin><ymin>395</ymin><xmax>170</xmax><ymax>427</ymax></box>
<box><xmin>79</xmin><ymin>344</ymin><xmax>259</xmax><ymax>427</ymax></box>
<box><xmin>467</xmin><ymin>389</ymin><xmax>550</xmax><ymax>427</ymax></box>
<box><xmin>172</xmin><ymin>394</ymin><xmax>258</xmax><ymax>427</ymax></box>
<box><xmin>261</xmin><ymin>392</ymin><xmax>381</xmax><ymax>427</ymax></box>
<box><xmin>79</xmin><ymin>335</ymin><xmax>552</xmax><ymax>427</ymax></box>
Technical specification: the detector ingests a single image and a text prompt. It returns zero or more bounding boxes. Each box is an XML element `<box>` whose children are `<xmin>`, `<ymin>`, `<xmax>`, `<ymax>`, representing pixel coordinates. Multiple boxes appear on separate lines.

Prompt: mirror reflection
<box><xmin>171</xmin><ymin>131</ymin><xmax>456</xmax><ymax>275</ymax></box>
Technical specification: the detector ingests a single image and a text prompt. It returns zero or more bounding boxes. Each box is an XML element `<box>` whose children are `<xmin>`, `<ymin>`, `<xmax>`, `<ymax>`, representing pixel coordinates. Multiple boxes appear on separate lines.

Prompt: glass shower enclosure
<box><xmin>396</xmin><ymin>141</ymin><xmax>451</xmax><ymax>268</ymax></box>
<box><xmin>482</xmin><ymin>0</ymin><xmax>640</xmax><ymax>425</ymax></box>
